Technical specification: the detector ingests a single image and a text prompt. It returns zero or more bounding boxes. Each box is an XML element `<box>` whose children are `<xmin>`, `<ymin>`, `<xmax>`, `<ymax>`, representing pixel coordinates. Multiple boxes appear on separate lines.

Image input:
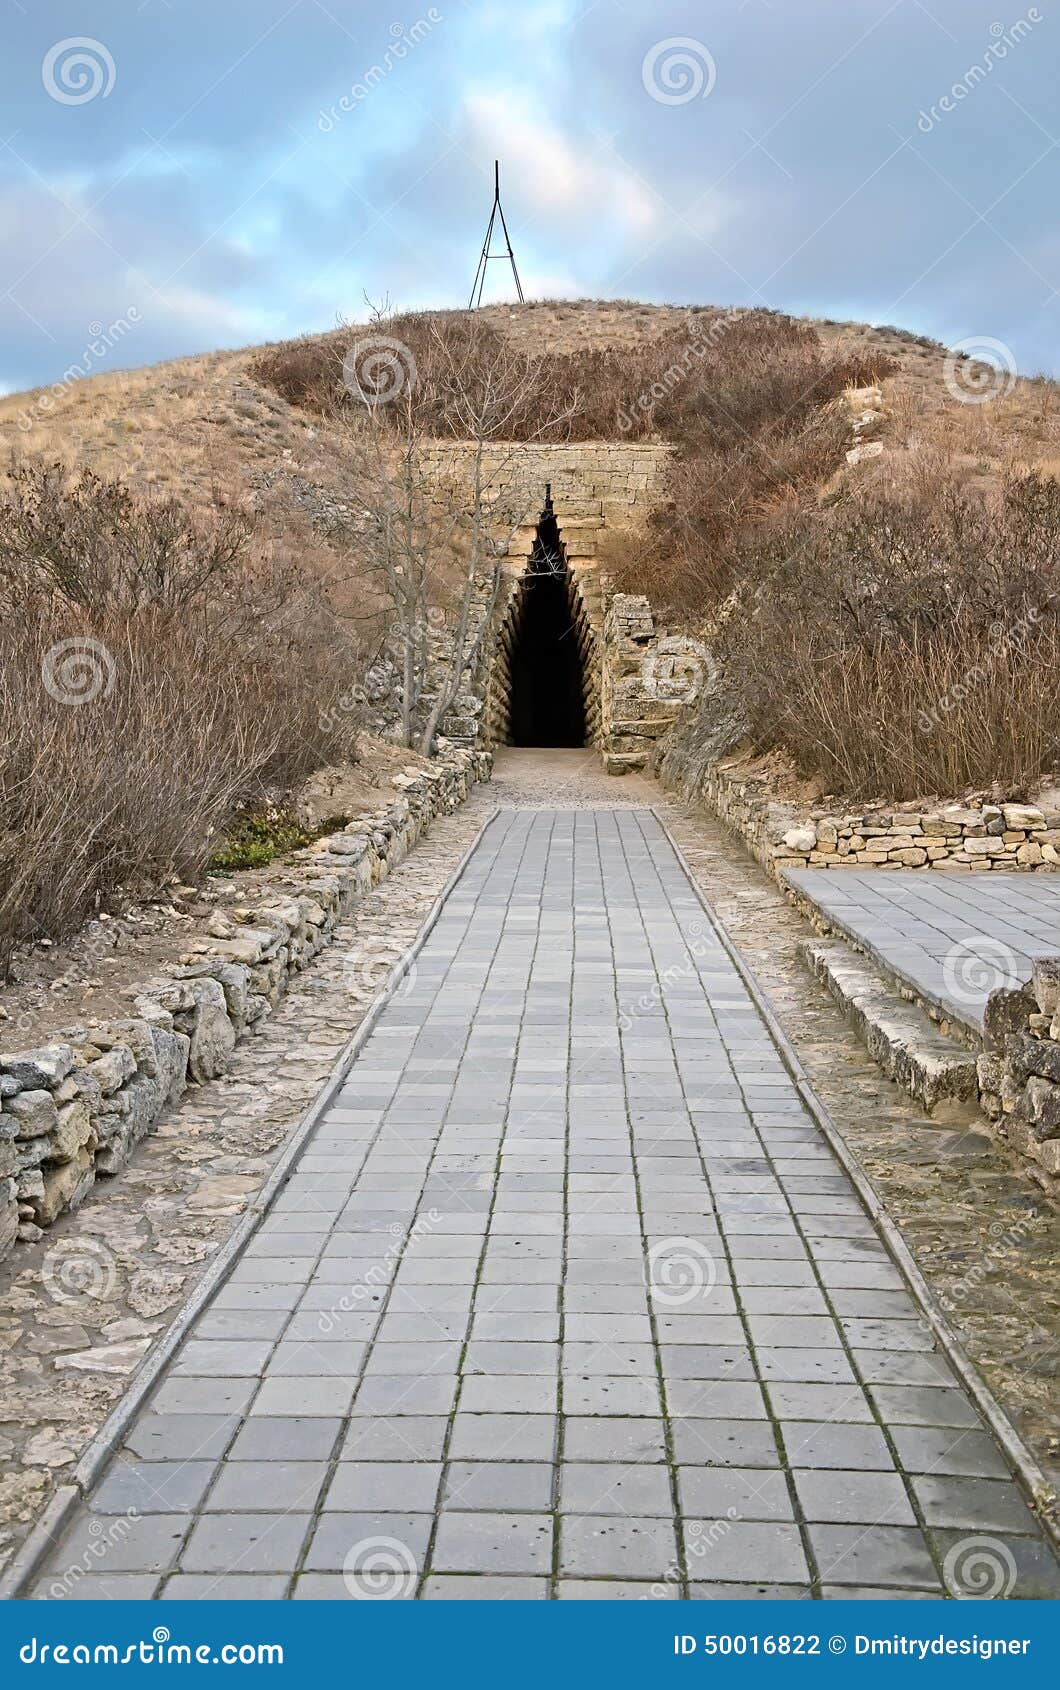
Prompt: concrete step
<box><xmin>799</xmin><ymin>939</ymin><xmax>978</xmax><ymax>1113</ymax></box>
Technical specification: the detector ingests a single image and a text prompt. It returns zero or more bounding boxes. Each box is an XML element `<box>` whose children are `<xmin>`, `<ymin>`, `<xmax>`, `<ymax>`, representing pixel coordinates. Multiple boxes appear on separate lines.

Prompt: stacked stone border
<box><xmin>660</xmin><ymin>756</ymin><xmax>1060</xmax><ymax>878</ymax></box>
<box><xmin>0</xmin><ymin>748</ymin><xmax>492</xmax><ymax>1261</ymax></box>
<box><xmin>979</xmin><ymin>961</ymin><xmax>1060</xmax><ymax>1184</ymax></box>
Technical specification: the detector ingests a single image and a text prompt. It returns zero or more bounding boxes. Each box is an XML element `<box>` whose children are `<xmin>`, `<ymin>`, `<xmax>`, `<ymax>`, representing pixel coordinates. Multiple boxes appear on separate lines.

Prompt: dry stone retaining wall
<box><xmin>600</xmin><ymin>596</ymin><xmax>701</xmax><ymax>775</ymax></box>
<box><xmin>0</xmin><ymin>748</ymin><xmax>491</xmax><ymax>1260</ymax></box>
<box><xmin>662</xmin><ymin>757</ymin><xmax>1060</xmax><ymax>878</ymax></box>
<box><xmin>979</xmin><ymin>961</ymin><xmax>1060</xmax><ymax>1184</ymax></box>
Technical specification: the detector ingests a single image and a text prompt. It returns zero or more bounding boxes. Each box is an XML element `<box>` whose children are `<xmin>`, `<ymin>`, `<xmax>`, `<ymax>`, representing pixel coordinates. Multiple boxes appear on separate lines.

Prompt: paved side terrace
<box><xmin>29</xmin><ymin>811</ymin><xmax>1060</xmax><ymax>1599</ymax></box>
<box><xmin>783</xmin><ymin>869</ymin><xmax>1060</xmax><ymax>1033</ymax></box>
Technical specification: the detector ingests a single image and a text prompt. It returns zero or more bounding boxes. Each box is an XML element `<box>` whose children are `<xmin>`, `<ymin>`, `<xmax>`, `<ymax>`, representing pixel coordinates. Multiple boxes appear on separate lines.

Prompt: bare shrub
<box><xmin>252</xmin><ymin>307</ymin><xmax>889</xmax><ymax>449</ymax></box>
<box><xmin>0</xmin><ymin>464</ymin><xmax>365</xmax><ymax>973</ymax></box>
<box><xmin>252</xmin><ymin>309</ymin><xmax>890</xmax><ymax>627</ymax></box>
<box><xmin>625</xmin><ymin>316</ymin><xmax>891</xmax><ymax>614</ymax></box>
<box><xmin>721</xmin><ymin>473</ymin><xmax>1060</xmax><ymax>796</ymax></box>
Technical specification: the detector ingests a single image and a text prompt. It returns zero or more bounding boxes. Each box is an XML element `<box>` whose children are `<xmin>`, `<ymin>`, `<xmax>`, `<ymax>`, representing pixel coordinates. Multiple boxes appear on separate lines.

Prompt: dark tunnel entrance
<box><xmin>507</xmin><ymin>506</ymin><xmax>587</xmax><ymax>748</ymax></box>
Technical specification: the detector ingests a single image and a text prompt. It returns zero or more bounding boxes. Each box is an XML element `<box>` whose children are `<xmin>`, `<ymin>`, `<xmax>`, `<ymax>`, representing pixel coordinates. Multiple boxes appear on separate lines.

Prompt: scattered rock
<box><xmin>54</xmin><ymin>1339</ymin><xmax>152</xmax><ymax>1375</ymax></box>
<box><xmin>23</xmin><ymin>1429</ymin><xmax>76</xmax><ymax>1468</ymax></box>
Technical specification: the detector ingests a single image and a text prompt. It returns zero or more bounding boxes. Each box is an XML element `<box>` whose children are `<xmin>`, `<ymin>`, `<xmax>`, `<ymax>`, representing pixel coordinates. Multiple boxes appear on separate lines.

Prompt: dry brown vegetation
<box><xmin>0</xmin><ymin>463</ymin><xmax>364</xmax><ymax>975</ymax></box>
<box><xmin>251</xmin><ymin>304</ymin><xmax>886</xmax><ymax>453</ymax></box>
<box><xmin>716</xmin><ymin>473</ymin><xmax>1060</xmax><ymax>797</ymax></box>
<box><xmin>4</xmin><ymin>294</ymin><xmax>1059</xmax><ymax>857</ymax></box>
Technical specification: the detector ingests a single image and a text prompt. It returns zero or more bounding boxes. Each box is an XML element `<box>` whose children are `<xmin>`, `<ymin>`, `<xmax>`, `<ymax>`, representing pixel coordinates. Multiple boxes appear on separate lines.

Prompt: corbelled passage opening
<box><xmin>505</xmin><ymin>513</ymin><xmax>587</xmax><ymax>748</ymax></box>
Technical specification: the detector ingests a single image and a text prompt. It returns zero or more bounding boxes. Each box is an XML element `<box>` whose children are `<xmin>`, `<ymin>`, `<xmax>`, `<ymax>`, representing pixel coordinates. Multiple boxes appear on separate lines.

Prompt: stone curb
<box><xmin>0</xmin><ymin>808</ymin><xmax>501</xmax><ymax>1601</ymax></box>
<box><xmin>797</xmin><ymin>938</ymin><xmax>979</xmax><ymax>1113</ymax></box>
<box><xmin>779</xmin><ymin>871</ymin><xmax>984</xmax><ymax>1045</ymax></box>
<box><xmin>653</xmin><ymin>807</ymin><xmax>1059</xmax><ymax>1547</ymax></box>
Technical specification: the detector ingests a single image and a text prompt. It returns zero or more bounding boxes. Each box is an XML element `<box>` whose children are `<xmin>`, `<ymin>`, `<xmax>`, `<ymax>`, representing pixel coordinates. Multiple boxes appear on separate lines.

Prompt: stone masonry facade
<box><xmin>420</xmin><ymin>441</ymin><xmax>705</xmax><ymax>775</ymax></box>
<box><xmin>419</xmin><ymin>442</ymin><xmax>674</xmax><ymax>523</ymax></box>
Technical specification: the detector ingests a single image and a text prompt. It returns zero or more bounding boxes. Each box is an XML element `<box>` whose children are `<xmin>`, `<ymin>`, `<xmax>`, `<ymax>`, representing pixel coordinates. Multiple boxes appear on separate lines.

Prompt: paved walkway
<box><xmin>30</xmin><ymin>810</ymin><xmax>1060</xmax><ymax>1599</ymax></box>
<box><xmin>783</xmin><ymin>869</ymin><xmax>1060</xmax><ymax>1033</ymax></box>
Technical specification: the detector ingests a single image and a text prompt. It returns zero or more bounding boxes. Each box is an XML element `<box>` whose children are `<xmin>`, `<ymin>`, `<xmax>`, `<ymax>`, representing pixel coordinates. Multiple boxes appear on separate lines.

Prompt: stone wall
<box><xmin>979</xmin><ymin>961</ymin><xmax>1060</xmax><ymax>1184</ymax></box>
<box><xmin>419</xmin><ymin>442</ymin><xmax>674</xmax><ymax>523</ymax></box>
<box><xmin>0</xmin><ymin>749</ymin><xmax>492</xmax><ymax>1260</ymax></box>
<box><xmin>659</xmin><ymin>754</ymin><xmax>1060</xmax><ymax>878</ymax></box>
<box><xmin>600</xmin><ymin>596</ymin><xmax>706</xmax><ymax>775</ymax></box>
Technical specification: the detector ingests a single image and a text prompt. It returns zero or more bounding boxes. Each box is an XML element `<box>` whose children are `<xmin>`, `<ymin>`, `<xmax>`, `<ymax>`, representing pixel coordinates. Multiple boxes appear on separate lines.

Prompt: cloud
<box><xmin>0</xmin><ymin>0</ymin><xmax>1057</xmax><ymax>387</ymax></box>
<box><xmin>462</xmin><ymin>90</ymin><xmax>660</xmax><ymax>241</ymax></box>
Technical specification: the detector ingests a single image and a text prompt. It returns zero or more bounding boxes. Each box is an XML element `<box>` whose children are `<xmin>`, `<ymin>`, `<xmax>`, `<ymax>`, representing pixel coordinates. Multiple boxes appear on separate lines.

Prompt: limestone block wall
<box><xmin>419</xmin><ymin>442</ymin><xmax>674</xmax><ymax>524</ymax></box>
<box><xmin>0</xmin><ymin>749</ymin><xmax>492</xmax><ymax>1260</ymax></box>
<box><xmin>601</xmin><ymin>596</ymin><xmax>708</xmax><ymax>775</ymax></box>
<box><xmin>979</xmin><ymin>961</ymin><xmax>1060</xmax><ymax>1184</ymax></box>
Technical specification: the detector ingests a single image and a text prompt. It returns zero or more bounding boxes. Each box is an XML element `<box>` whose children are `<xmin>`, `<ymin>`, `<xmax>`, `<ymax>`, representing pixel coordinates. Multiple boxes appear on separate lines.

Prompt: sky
<box><xmin>1</xmin><ymin>0</ymin><xmax>1058</xmax><ymax>394</ymax></box>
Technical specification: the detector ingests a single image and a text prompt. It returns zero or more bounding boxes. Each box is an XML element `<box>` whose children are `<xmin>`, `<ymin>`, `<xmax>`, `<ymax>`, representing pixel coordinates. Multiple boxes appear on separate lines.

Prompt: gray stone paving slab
<box><xmin>30</xmin><ymin>809</ymin><xmax>1060</xmax><ymax>1601</ymax></box>
<box><xmin>783</xmin><ymin>868</ymin><xmax>1060</xmax><ymax>1030</ymax></box>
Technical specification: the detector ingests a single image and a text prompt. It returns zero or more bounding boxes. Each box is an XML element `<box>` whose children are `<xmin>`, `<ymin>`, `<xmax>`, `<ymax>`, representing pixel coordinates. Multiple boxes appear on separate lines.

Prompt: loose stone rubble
<box><xmin>0</xmin><ymin>749</ymin><xmax>491</xmax><ymax>1260</ymax></box>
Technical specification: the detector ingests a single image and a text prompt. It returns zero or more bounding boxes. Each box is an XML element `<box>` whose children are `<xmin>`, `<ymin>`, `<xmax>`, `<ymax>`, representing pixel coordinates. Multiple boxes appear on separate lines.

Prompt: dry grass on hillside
<box><xmin>4</xmin><ymin>296</ymin><xmax>1059</xmax><ymax>822</ymax></box>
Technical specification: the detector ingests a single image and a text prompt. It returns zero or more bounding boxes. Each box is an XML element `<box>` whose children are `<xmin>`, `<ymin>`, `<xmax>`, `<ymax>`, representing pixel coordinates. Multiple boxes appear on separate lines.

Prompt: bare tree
<box><xmin>341</xmin><ymin>310</ymin><xmax>579</xmax><ymax>753</ymax></box>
